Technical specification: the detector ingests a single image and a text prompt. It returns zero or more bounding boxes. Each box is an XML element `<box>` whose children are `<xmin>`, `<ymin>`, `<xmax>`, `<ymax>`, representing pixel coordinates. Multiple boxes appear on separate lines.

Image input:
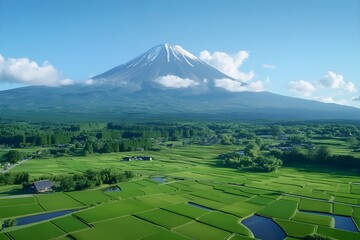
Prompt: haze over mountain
<box><xmin>0</xmin><ymin>44</ymin><xmax>359</xmax><ymax>121</ymax></box>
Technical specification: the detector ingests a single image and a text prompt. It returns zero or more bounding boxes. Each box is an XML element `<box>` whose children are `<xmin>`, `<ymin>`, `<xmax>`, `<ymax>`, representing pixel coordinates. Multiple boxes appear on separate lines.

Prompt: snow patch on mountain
<box><xmin>91</xmin><ymin>43</ymin><xmax>245</xmax><ymax>92</ymax></box>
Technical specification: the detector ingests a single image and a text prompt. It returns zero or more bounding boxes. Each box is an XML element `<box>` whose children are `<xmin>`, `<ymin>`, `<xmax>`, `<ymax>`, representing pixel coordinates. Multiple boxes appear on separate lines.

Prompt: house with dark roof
<box><xmin>32</xmin><ymin>179</ymin><xmax>53</xmax><ymax>193</ymax></box>
<box><xmin>122</xmin><ymin>156</ymin><xmax>153</xmax><ymax>161</ymax></box>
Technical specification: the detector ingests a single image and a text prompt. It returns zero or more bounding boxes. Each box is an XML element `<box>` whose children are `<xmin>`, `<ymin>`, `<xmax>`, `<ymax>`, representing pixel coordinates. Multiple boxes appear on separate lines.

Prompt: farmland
<box><xmin>0</xmin><ymin>121</ymin><xmax>360</xmax><ymax>239</ymax></box>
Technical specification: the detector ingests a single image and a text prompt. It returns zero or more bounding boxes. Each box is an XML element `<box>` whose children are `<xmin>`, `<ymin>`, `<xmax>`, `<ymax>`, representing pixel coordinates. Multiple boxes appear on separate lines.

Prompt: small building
<box><xmin>278</xmin><ymin>132</ymin><xmax>287</xmax><ymax>140</ymax></box>
<box><xmin>122</xmin><ymin>156</ymin><xmax>153</xmax><ymax>161</ymax></box>
<box><xmin>32</xmin><ymin>179</ymin><xmax>53</xmax><ymax>193</ymax></box>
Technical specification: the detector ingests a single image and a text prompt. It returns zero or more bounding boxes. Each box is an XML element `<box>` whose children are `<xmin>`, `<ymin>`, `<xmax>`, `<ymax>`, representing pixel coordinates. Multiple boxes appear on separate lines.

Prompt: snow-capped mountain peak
<box><xmin>91</xmin><ymin>43</ymin><xmax>240</xmax><ymax>92</ymax></box>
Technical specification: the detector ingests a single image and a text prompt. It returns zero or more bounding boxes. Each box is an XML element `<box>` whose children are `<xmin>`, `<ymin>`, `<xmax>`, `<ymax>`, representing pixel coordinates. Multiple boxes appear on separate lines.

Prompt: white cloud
<box><xmin>214</xmin><ymin>78</ymin><xmax>264</xmax><ymax>92</ymax></box>
<box><xmin>344</xmin><ymin>82</ymin><xmax>357</xmax><ymax>93</ymax></box>
<box><xmin>317</xmin><ymin>71</ymin><xmax>356</xmax><ymax>92</ymax></box>
<box><xmin>314</xmin><ymin>96</ymin><xmax>348</xmax><ymax>105</ymax></box>
<box><xmin>155</xmin><ymin>75</ymin><xmax>199</xmax><ymax>88</ymax></box>
<box><xmin>318</xmin><ymin>71</ymin><xmax>344</xmax><ymax>88</ymax></box>
<box><xmin>288</xmin><ymin>80</ymin><xmax>316</xmax><ymax>97</ymax></box>
<box><xmin>199</xmin><ymin>50</ymin><xmax>254</xmax><ymax>82</ymax></box>
<box><xmin>262</xmin><ymin>64</ymin><xmax>276</xmax><ymax>69</ymax></box>
<box><xmin>0</xmin><ymin>54</ymin><xmax>73</xmax><ymax>86</ymax></box>
<box><xmin>84</xmin><ymin>79</ymin><xmax>96</xmax><ymax>85</ymax></box>
<box><xmin>352</xmin><ymin>96</ymin><xmax>360</xmax><ymax>102</ymax></box>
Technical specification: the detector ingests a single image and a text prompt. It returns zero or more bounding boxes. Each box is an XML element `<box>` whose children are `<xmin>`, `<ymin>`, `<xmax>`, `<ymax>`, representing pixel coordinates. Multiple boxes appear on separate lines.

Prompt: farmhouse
<box><xmin>31</xmin><ymin>179</ymin><xmax>53</xmax><ymax>192</ymax></box>
<box><xmin>123</xmin><ymin>156</ymin><xmax>153</xmax><ymax>161</ymax></box>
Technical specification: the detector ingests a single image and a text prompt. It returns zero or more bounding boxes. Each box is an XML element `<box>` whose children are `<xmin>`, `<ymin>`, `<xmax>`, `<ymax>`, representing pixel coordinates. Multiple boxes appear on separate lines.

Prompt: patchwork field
<box><xmin>0</xmin><ymin>145</ymin><xmax>359</xmax><ymax>239</ymax></box>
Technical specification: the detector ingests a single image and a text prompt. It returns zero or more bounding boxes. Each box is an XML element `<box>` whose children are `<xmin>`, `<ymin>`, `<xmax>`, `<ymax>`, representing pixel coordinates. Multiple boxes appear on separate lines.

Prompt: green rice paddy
<box><xmin>0</xmin><ymin>144</ymin><xmax>359</xmax><ymax>239</ymax></box>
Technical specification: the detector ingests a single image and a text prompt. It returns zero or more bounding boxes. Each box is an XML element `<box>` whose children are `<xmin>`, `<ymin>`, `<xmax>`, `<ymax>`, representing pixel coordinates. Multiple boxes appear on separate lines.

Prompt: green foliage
<box><xmin>3</xmin><ymin>218</ymin><xmax>17</xmax><ymax>227</ymax></box>
<box><xmin>59</xmin><ymin>175</ymin><xmax>75</xmax><ymax>191</ymax></box>
<box><xmin>6</xmin><ymin>150</ymin><xmax>22</xmax><ymax>163</ymax></box>
<box><xmin>304</xmin><ymin>234</ymin><xmax>335</xmax><ymax>240</ymax></box>
<box><xmin>244</xmin><ymin>143</ymin><xmax>260</xmax><ymax>157</ymax></box>
<box><xmin>0</xmin><ymin>172</ymin><xmax>30</xmax><ymax>185</ymax></box>
<box><xmin>223</xmin><ymin>153</ymin><xmax>282</xmax><ymax>172</ymax></box>
<box><xmin>56</xmin><ymin>169</ymin><xmax>134</xmax><ymax>191</ymax></box>
<box><xmin>252</xmin><ymin>155</ymin><xmax>282</xmax><ymax>172</ymax></box>
<box><xmin>7</xmin><ymin>221</ymin><xmax>64</xmax><ymax>240</ymax></box>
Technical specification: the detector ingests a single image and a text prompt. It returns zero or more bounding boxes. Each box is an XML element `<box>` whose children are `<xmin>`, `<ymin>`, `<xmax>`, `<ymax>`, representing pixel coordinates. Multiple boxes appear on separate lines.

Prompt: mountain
<box><xmin>0</xmin><ymin>43</ymin><xmax>359</xmax><ymax>121</ymax></box>
<box><xmin>90</xmin><ymin>43</ymin><xmax>243</xmax><ymax>93</ymax></box>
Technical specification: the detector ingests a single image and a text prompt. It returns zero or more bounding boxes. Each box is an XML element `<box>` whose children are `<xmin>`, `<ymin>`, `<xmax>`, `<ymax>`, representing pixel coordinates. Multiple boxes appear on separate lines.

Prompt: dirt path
<box><xmin>0</xmin><ymin>157</ymin><xmax>32</xmax><ymax>174</ymax></box>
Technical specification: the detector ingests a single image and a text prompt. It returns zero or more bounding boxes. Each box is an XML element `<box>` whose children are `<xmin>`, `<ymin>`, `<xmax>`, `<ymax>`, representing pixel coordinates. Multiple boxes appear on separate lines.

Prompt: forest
<box><xmin>1</xmin><ymin>120</ymin><xmax>360</xmax><ymax>177</ymax></box>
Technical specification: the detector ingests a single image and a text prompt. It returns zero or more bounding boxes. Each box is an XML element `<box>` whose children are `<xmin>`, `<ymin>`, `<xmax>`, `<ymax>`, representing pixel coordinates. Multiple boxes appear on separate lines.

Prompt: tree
<box><xmin>304</xmin><ymin>234</ymin><xmax>335</xmax><ymax>240</ymax></box>
<box><xmin>59</xmin><ymin>176</ymin><xmax>75</xmax><ymax>191</ymax></box>
<box><xmin>315</xmin><ymin>146</ymin><xmax>331</xmax><ymax>164</ymax></box>
<box><xmin>252</xmin><ymin>156</ymin><xmax>282</xmax><ymax>172</ymax></box>
<box><xmin>100</xmin><ymin>168</ymin><xmax>118</xmax><ymax>184</ymax></box>
<box><xmin>6</xmin><ymin>150</ymin><xmax>21</xmax><ymax>163</ymax></box>
<box><xmin>270</xmin><ymin>125</ymin><xmax>283</xmax><ymax>137</ymax></box>
<box><xmin>83</xmin><ymin>141</ymin><xmax>93</xmax><ymax>154</ymax></box>
<box><xmin>3</xmin><ymin>218</ymin><xmax>17</xmax><ymax>228</ymax></box>
<box><xmin>124</xmin><ymin>170</ymin><xmax>135</xmax><ymax>180</ymax></box>
<box><xmin>238</xmin><ymin>156</ymin><xmax>254</xmax><ymax>168</ymax></box>
<box><xmin>244</xmin><ymin>143</ymin><xmax>260</xmax><ymax>157</ymax></box>
<box><xmin>14</xmin><ymin>172</ymin><xmax>29</xmax><ymax>184</ymax></box>
<box><xmin>348</xmin><ymin>137</ymin><xmax>359</xmax><ymax>149</ymax></box>
<box><xmin>284</xmin><ymin>147</ymin><xmax>308</xmax><ymax>163</ymax></box>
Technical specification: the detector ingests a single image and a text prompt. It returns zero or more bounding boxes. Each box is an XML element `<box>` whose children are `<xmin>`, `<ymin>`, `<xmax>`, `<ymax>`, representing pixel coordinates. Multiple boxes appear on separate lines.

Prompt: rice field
<box><xmin>0</xmin><ymin>144</ymin><xmax>359</xmax><ymax>239</ymax></box>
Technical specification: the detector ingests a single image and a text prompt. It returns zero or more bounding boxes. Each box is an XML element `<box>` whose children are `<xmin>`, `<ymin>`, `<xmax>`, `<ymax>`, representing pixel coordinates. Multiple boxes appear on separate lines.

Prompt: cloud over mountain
<box><xmin>317</xmin><ymin>71</ymin><xmax>356</xmax><ymax>92</ymax></box>
<box><xmin>155</xmin><ymin>75</ymin><xmax>199</xmax><ymax>88</ymax></box>
<box><xmin>215</xmin><ymin>78</ymin><xmax>263</xmax><ymax>92</ymax></box>
<box><xmin>0</xmin><ymin>54</ymin><xmax>73</xmax><ymax>86</ymax></box>
<box><xmin>199</xmin><ymin>50</ymin><xmax>254</xmax><ymax>82</ymax></box>
<box><xmin>288</xmin><ymin>80</ymin><xmax>316</xmax><ymax>97</ymax></box>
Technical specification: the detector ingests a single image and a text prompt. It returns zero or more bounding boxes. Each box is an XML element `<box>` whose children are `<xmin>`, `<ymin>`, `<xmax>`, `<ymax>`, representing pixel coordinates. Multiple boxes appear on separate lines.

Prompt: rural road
<box><xmin>0</xmin><ymin>157</ymin><xmax>32</xmax><ymax>174</ymax></box>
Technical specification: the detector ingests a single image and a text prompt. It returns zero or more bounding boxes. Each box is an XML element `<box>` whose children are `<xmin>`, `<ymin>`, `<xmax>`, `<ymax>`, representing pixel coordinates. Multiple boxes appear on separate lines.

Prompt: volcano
<box><xmin>0</xmin><ymin>43</ymin><xmax>359</xmax><ymax>121</ymax></box>
<box><xmin>90</xmin><ymin>43</ymin><xmax>244</xmax><ymax>93</ymax></box>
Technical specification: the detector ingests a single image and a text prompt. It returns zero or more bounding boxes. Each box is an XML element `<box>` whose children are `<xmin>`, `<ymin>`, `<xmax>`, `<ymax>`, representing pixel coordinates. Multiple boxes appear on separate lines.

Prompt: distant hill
<box><xmin>0</xmin><ymin>43</ymin><xmax>359</xmax><ymax>121</ymax></box>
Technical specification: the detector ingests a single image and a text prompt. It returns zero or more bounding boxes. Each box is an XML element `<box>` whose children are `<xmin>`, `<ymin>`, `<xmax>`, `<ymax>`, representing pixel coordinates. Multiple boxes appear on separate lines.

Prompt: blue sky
<box><xmin>0</xmin><ymin>0</ymin><xmax>359</xmax><ymax>107</ymax></box>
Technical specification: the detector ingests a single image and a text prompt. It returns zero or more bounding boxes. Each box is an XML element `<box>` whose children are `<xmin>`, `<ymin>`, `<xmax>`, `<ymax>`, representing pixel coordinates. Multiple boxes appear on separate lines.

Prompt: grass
<box><xmin>66</xmin><ymin>190</ymin><xmax>112</xmax><ymax>205</ymax></box>
<box><xmin>51</xmin><ymin>215</ymin><xmax>90</xmax><ymax>233</ymax></box>
<box><xmin>135</xmin><ymin>209</ymin><xmax>193</xmax><ymax>229</ymax></box>
<box><xmin>70</xmin><ymin>216</ymin><xmax>161</xmax><ymax>240</ymax></box>
<box><xmin>291</xmin><ymin>211</ymin><xmax>334</xmax><ymax>227</ymax></box>
<box><xmin>221</xmin><ymin>201</ymin><xmax>264</xmax><ymax>218</ymax></box>
<box><xmin>0</xmin><ymin>203</ymin><xmax>44</xmax><ymax>218</ymax></box>
<box><xmin>198</xmin><ymin>211</ymin><xmax>253</xmax><ymax>236</ymax></box>
<box><xmin>1</xmin><ymin>144</ymin><xmax>360</xmax><ymax>240</ymax></box>
<box><xmin>36</xmin><ymin>193</ymin><xmax>84</xmax><ymax>211</ymax></box>
<box><xmin>274</xmin><ymin>218</ymin><xmax>316</xmax><ymax>238</ymax></box>
<box><xmin>333</xmin><ymin>203</ymin><xmax>353</xmax><ymax>216</ymax></box>
<box><xmin>298</xmin><ymin>199</ymin><xmax>332</xmax><ymax>213</ymax></box>
<box><xmin>140</xmin><ymin>229</ymin><xmax>192</xmax><ymax>240</ymax></box>
<box><xmin>256</xmin><ymin>199</ymin><xmax>298</xmax><ymax>219</ymax></box>
<box><xmin>74</xmin><ymin>199</ymin><xmax>154</xmax><ymax>223</ymax></box>
<box><xmin>135</xmin><ymin>194</ymin><xmax>175</xmax><ymax>207</ymax></box>
<box><xmin>7</xmin><ymin>222</ymin><xmax>65</xmax><ymax>240</ymax></box>
<box><xmin>317</xmin><ymin>226</ymin><xmax>360</xmax><ymax>240</ymax></box>
<box><xmin>0</xmin><ymin>196</ymin><xmax>35</xmax><ymax>206</ymax></box>
<box><xmin>174</xmin><ymin>221</ymin><xmax>231</xmax><ymax>240</ymax></box>
<box><xmin>245</xmin><ymin>196</ymin><xmax>274</xmax><ymax>206</ymax></box>
<box><xmin>162</xmin><ymin>202</ymin><xmax>209</xmax><ymax>219</ymax></box>
<box><xmin>0</xmin><ymin>233</ymin><xmax>9</xmax><ymax>240</ymax></box>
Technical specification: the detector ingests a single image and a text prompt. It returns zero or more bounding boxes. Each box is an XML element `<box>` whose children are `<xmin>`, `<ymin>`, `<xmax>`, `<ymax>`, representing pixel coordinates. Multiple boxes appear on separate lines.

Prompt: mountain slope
<box><xmin>0</xmin><ymin>43</ymin><xmax>359</xmax><ymax>121</ymax></box>
<box><xmin>91</xmin><ymin>43</ymin><xmax>243</xmax><ymax>92</ymax></box>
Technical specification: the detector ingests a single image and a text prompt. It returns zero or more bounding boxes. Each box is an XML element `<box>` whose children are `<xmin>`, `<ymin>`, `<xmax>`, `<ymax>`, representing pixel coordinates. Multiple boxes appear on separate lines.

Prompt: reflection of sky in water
<box><xmin>300</xmin><ymin>211</ymin><xmax>359</xmax><ymax>233</ymax></box>
<box><xmin>242</xmin><ymin>215</ymin><xmax>286</xmax><ymax>240</ymax></box>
